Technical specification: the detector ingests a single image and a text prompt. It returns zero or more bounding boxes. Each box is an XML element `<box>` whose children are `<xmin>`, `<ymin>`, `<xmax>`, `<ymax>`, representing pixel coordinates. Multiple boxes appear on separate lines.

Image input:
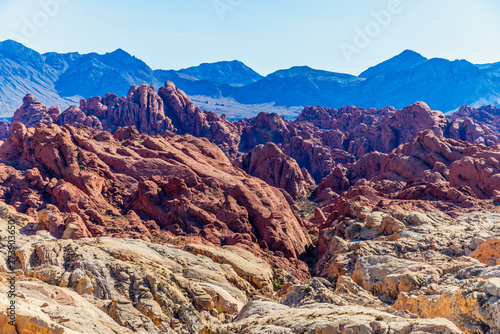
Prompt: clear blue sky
<box><xmin>0</xmin><ymin>0</ymin><xmax>499</xmax><ymax>76</ymax></box>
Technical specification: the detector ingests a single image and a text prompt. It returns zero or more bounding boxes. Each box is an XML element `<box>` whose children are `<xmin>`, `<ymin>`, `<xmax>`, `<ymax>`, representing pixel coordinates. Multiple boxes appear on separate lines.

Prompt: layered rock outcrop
<box><xmin>9</xmin><ymin>94</ymin><xmax>55</xmax><ymax>131</ymax></box>
<box><xmin>235</xmin><ymin>101</ymin><xmax>499</xmax><ymax>182</ymax></box>
<box><xmin>452</xmin><ymin>104</ymin><xmax>500</xmax><ymax>140</ymax></box>
<box><xmin>6</xmin><ymin>86</ymin><xmax>499</xmax><ymax>207</ymax></box>
<box><xmin>3</xmin><ymin>82</ymin><xmax>240</xmax><ymax>155</ymax></box>
<box><xmin>0</xmin><ymin>120</ymin><xmax>9</xmax><ymax>139</ymax></box>
<box><xmin>4</xmin><ymin>86</ymin><xmax>500</xmax><ymax>333</ymax></box>
<box><xmin>202</xmin><ymin>300</ymin><xmax>462</xmax><ymax>334</ymax></box>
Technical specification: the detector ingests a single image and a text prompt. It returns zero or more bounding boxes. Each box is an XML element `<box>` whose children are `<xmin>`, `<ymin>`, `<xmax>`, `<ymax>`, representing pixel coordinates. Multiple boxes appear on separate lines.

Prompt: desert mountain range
<box><xmin>1</xmin><ymin>40</ymin><xmax>499</xmax><ymax>117</ymax></box>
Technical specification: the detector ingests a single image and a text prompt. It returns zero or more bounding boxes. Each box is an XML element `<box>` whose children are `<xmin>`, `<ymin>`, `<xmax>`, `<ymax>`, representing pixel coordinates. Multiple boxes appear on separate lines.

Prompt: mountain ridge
<box><xmin>0</xmin><ymin>40</ymin><xmax>499</xmax><ymax>116</ymax></box>
<box><xmin>359</xmin><ymin>49</ymin><xmax>428</xmax><ymax>78</ymax></box>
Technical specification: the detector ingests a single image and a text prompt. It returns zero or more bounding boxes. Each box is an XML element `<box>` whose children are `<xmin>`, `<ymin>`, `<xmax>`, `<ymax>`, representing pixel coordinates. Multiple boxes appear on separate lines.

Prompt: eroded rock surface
<box><xmin>4</xmin><ymin>87</ymin><xmax>500</xmax><ymax>333</ymax></box>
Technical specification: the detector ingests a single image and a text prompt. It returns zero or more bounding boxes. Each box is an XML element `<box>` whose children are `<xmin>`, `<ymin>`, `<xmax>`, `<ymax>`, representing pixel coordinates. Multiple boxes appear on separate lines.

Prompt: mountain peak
<box><xmin>98</xmin><ymin>48</ymin><xmax>152</xmax><ymax>74</ymax></box>
<box><xmin>399</xmin><ymin>49</ymin><xmax>424</xmax><ymax>57</ymax></box>
<box><xmin>178</xmin><ymin>60</ymin><xmax>263</xmax><ymax>86</ymax></box>
<box><xmin>0</xmin><ymin>39</ymin><xmax>28</xmax><ymax>48</ymax></box>
<box><xmin>360</xmin><ymin>50</ymin><xmax>428</xmax><ymax>78</ymax></box>
<box><xmin>271</xmin><ymin>66</ymin><xmax>358</xmax><ymax>80</ymax></box>
<box><xmin>0</xmin><ymin>39</ymin><xmax>41</xmax><ymax>61</ymax></box>
<box><xmin>0</xmin><ymin>39</ymin><xmax>38</xmax><ymax>54</ymax></box>
<box><xmin>109</xmin><ymin>48</ymin><xmax>131</xmax><ymax>56</ymax></box>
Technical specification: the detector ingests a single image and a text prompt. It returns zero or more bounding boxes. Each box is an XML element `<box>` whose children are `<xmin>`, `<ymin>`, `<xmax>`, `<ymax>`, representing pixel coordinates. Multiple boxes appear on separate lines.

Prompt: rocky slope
<box><xmin>4</xmin><ymin>82</ymin><xmax>241</xmax><ymax>157</ymax></box>
<box><xmin>315</xmin><ymin>204</ymin><xmax>500</xmax><ymax>333</ymax></box>
<box><xmin>0</xmin><ymin>203</ymin><xmax>276</xmax><ymax>333</ymax></box>
<box><xmin>236</xmin><ymin>142</ymin><xmax>315</xmax><ymax>200</ymax></box>
<box><xmin>0</xmin><ymin>40</ymin><xmax>78</xmax><ymax>116</ymax></box>
<box><xmin>452</xmin><ymin>104</ymin><xmax>500</xmax><ymax>137</ymax></box>
<box><xmin>4</xmin><ymin>188</ymin><xmax>500</xmax><ymax>332</ymax></box>
<box><xmin>235</xmin><ymin>101</ymin><xmax>499</xmax><ymax>182</ymax></box>
<box><xmin>477</xmin><ymin>61</ymin><xmax>500</xmax><ymax>88</ymax></box>
<box><xmin>3</xmin><ymin>84</ymin><xmax>500</xmax><ymax>210</ymax></box>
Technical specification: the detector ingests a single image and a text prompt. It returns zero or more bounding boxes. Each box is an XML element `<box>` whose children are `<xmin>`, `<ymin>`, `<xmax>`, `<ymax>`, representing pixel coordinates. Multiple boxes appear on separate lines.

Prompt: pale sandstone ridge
<box><xmin>0</xmin><ymin>279</ymin><xmax>135</xmax><ymax>334</ymax></box>
<box><xmin>469</xmin><ymin>237</ymin><xmax>500</xmax><ymax>266</ymax></box>
<box><xmin>201</xmin><ymin>301</ymin><xmax>462</xmax><ymax>334</ymax></box>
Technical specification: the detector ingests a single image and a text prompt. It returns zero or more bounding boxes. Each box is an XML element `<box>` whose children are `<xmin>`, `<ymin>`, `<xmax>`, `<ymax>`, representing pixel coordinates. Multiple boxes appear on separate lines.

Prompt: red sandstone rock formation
<box><xmin>0</xmin><ymin>122</ymin><xmax>311</xmax><ymax>267</ymax></box>
<box><xmin>448</xmin><ymin>105</ymin><xmax>500</xmax><ymax>145</ymax></box>
<box><xmin>4</xmin><ymin>82</ymin><xmax>242</xmax><ymax>156</ymax></box>
<box><xmin>9</xmin><ymin>94</ymin><xmax>53</xmax><ymax>131</ymax></box>
<box><xmin>294</xmin><ymin>101</ymin><xmax>448</xmax><ymax>158</ymax></box>
<box><xmin>81</xmin><ymin>82</ymin><xmax>241</xmax><ymax>155</ymax></box>
<box><xmin>453</xmin><ymin>104</ymin><xmax>500</xmax><ymax>132</ymax></box>
<box><xmin>80</xmin><ymin>84</ymin><xmax>174</xmax><ymax>135</ymax></box>
<box><xmin>238</xmin><ymin>142</ymin><xmax>315</xmax><ymax>200</ymax></box>
<box><xmin>4</xmin><ymin>87</ymin><xmax>500</xmax><ymax>234</ymax></box>
<box><xmin>315</xmin><ymin>130</ymin><xmax>499</xmax><ymax>220</ymax></box>
<box><xmin>235</xmin><ymin>102</ymin><xmax>498</xmax><ymax>181</ymax></box>
<box><xmin>58</xmin><ymin>105</ymin><xmax>103</xmax><ymax>130</ymax></box>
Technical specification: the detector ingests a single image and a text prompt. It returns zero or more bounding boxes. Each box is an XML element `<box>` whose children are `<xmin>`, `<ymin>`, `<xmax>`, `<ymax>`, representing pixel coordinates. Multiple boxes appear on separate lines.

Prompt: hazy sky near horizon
<box><xmin>0</xmin><ymin>0</ymin><xmax>499</xmax><ymax>76</ymax></box>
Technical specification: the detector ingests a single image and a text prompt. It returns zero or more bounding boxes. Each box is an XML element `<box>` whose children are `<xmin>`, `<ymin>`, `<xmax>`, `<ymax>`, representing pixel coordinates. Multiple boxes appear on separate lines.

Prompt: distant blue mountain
<box><xmin>161</xmin><ymin>51</ymin><xmax>500</xmax><ymax>111</ymax></box>
<box><xmin>0</xmin><ymin>40</ymin><xmax>160</xmax><ymax>115</ymax></box>
<box><xmin>154</xmin><ymin>60</ymin><xmax>263</xmax><ymax>98</ymax></box>
<box><xmin>359</xmin><ymin>49</ymin><xmax>428</xmax><ymax>78</ymax></box>
<box><xmin>0</xmin><ymin>40</ymin><xmax>73</xmax><ymax>114</ymax></box>
<box><xmin>358</xmin><ymin>58</ymin><xmax>500</xmax><ymax>111</ymax></box>
<box><xmin>0</xmin><ymin>40</ymin><xmax>498</xmax><ymax>116</ymax></box>
<box><xmin>154</xmin><ymin>69</ymin><xmax>227</xmax><ymax>97</ymax></box>
<box><xmin>228</xmin><ymin>66</ymin><xmax>362</xmax><ymax>107</ymax></box>
<box><xmin>48</xmin><ymin>48</ymin><xmax>160</xmax><ymax>98</ymax></box>
<box><xmin>223</xmin><ymin>53</ymin><xmax>499</xmax><ymax>111</ymax></box>
<box><xmin>174</xmin><ymin>60</ymin><xmax>263</xmax><ymax>86</ymax></box>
